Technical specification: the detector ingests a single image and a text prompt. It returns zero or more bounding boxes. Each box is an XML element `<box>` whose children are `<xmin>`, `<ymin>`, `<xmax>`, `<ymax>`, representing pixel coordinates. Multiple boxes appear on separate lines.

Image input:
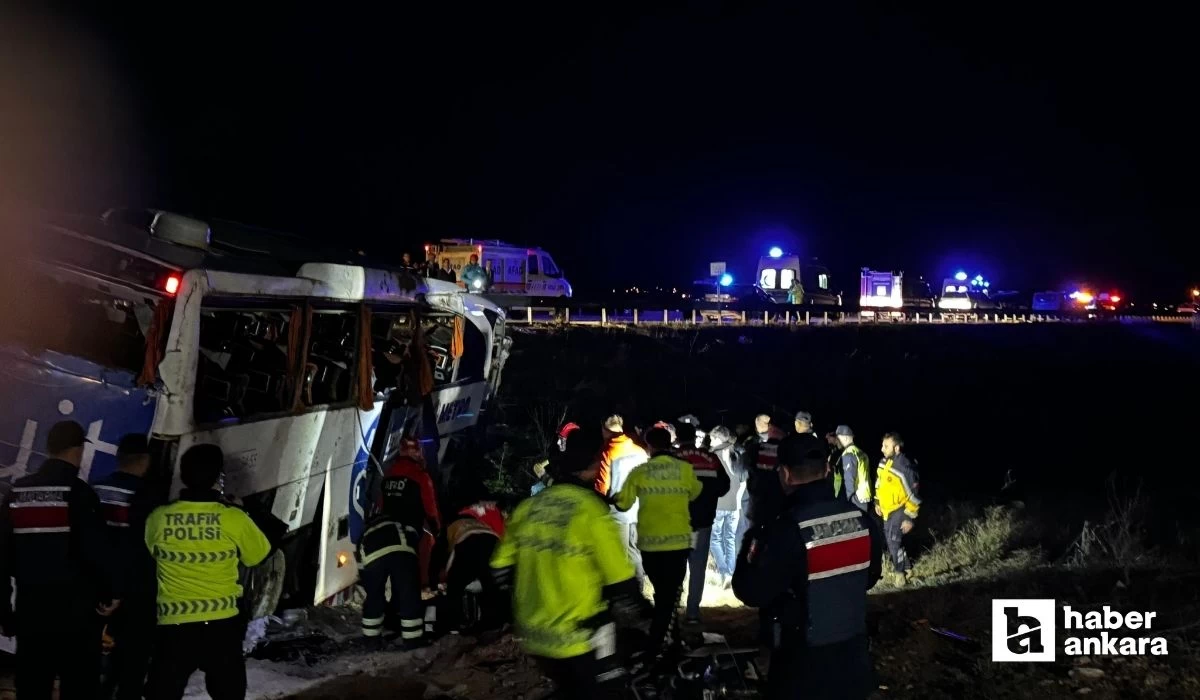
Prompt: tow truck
<box><xmin>755</xmin><ymin>248</ymin><xmax>838</xmax><ymax>305</ymax></box>
<box><xmin>424</xmin><ymin>239</ymin><xmax>572</xmax><ymax>297</ymax></box>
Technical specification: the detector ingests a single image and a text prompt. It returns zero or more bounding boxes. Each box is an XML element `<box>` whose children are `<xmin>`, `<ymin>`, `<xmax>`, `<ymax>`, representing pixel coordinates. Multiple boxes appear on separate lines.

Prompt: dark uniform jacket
<box><xmin>677</xmin><ymin>448</ymin><xmax>730</xmax><ymax>531</ymax></box>
<box><xmin>0</xmin><ymin>459</ymin><xmax>117</xmax><ymax>619</ymax></box>
<box><xmin>94</xmin><ymin>471</ymin><xmax>162</xmax><ymax>600</ymax></box>
<box><xmin>733</xmin><ymin>479</ymin><xmax>883</xmax><ymax>648</ymax></box>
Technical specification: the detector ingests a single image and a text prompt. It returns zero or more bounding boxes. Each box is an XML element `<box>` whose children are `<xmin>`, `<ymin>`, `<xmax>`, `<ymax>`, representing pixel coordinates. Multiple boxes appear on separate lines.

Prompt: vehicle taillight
<box><xmin>164</xmin><ymin>274</ymin><xmax>181</xmax><ymax>295</ymax></box>
<box><xmin>1110</xmin><ymin>295</ymin><xmax>1121</xmax><ymax>303</ymax></box>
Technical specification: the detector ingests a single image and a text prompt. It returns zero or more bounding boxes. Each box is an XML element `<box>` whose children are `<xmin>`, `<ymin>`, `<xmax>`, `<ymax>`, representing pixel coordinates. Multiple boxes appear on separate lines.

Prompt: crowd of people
<box><xmin>0</xmin><ymin>421</ymin><xmax>283</xmax><ymax>700</ymax></box>
<box><xmin>398</xmin><ymin>252</ymin><xmax>489</xmax><ymax>290</ymax></box>
<box><xmin>495</xmin><ymin>409</ymin><xmax>924</xmax><ymax>700</ymax></box>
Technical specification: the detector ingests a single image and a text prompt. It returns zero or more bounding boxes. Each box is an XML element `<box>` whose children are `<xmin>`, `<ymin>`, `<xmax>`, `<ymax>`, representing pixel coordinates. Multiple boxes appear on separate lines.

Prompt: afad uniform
<box><xmin>144</xmin><ymin>490</ymin><xmax>271</xmax><ymax>700</ymax></box>
<box><xmin>874</xmin><ymin>453</ymin><xmax>920</xmax><ymax>574</ymax></box>
<box><xmin>356</xmin><ymin>449</ymin><xmax>440</xmax><ymax>642</ymax></box>
<box><xmin>733</xmin><ymin>480</ymin><xmax>883</xmax><ymax>700</ymax></box>
<box><xmin>491</xmin><ymin>483</ymin><xmax>634</xmax><ymax>662</ymax></box>
<box><xmin>441</xmin><ymin>501</ymin><xmax>507</xmax><ymax>632</ymax></box>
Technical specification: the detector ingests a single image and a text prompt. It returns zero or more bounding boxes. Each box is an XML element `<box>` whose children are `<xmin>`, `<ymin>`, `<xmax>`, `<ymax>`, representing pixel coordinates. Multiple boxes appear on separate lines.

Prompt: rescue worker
<box><xmin>708</xmin><ymin>426</ymin><xmax>745</xmax><ymax>586</ymax></box>
<box><xmin>594</xmin><ymin>415</ymin><xmax>649</xmax><ymax>582</ymax></box>
<box><xmin>735</xmin><ymin>414</ymin><xmax>783</xmax><ymax>551</ymax></box>
<box><xmin>461</xmin><ymin>254</ymin><xmax>487</xmax><ymax>290</ymax></box>
<box><xmin>358</xmin><ymin>438</ymin><xmax>440</xmax><ymax>646</ymax></box>
<box><xmin>0</xmin><ymin>420</ymin><xmax>118</xmax><ymax>700</ymax></box>
<box><xmin>834</xmin><ymin>426</ymin><xmax>872</xmax><ymax>512</ymax></box>
<box><xmin>675</xmin><ymin>423</ymin><xmax>729</xmax><ymax>625</ymax></box>
<box><xmin>440</xmin><ymin>494</ymin><xmax>507</xmax><ymax>634</ymax></box>
<box><xmin>95</xmin><ymin>434</ymin><xmax>165</xmax><ymax>700</ymax></box>
<box><xmin>793</xmin><ymin>410</ymin><xmax>815</xmax><ymax>436</ymax></box>
<box><xmin>732</xmin><ymin>435</ymin><xmax>883</xmax><ymax>700</ymax></box>
<box><xmin>787</xmin><ymin>280</ymin><xmax>804</xmax><ymax>305</ymax></box>
<box><xmin>874</xmin><ymin>432</ymin><xmax>920</xmax><ymax>586</ymax></box>
<box><xmin>532</xmin><ymin>422</ymin><xmax>578</xmax><ymax>496</ymax></box>
<box><xmin>612</xmin><ymin>425</ymin><xmax>702</xmax><ymax>663</ymax></box>
<box><xmin>144</xmin><ymin>444</ymin><xmax>271</xmax><ymax>700</ymax></box>
<box><xmin>491</xmin><ymin>429</ymin><xmax>647</xmax><ymax>700</ymax></box>
<box><xmin>825</xmin><ymin>430</ymin><xmax>844</xmax><ymax>498</ymax></box>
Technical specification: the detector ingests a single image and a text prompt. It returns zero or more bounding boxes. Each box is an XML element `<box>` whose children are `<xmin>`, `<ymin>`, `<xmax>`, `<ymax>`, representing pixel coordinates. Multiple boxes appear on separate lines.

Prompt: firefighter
<box><xmin>144</xmin><ymin>444</ymin><xmax>271</xmax><ymax>700</ymax></box>
<box><xmin>594</xmin><ymin>415</ymin><xmax>649</xmax><ymax>583</ymax></box>
<box><xmin>874</xmin><ymin>432</ymin><xmax>920</xmax><ymax>586</ymax></box>
<box><xmin>0</xmin><ymin>420</ymin><xmax>118</xmax><ymax>700</ymax></box>
<box><xmin>732</xmin><ymin>435</ymin><xmax>883</xmax><ymax>700</ymax></box>
<box><xmin>491</xmin><ymin>429</ymin><xmax>646</xmax><ymax>700</ymax></box>
<box><xmin>358</xmin><ymin>438</ymin><xmax>440</xmax><ymax>646</ymax></box>
<box><xmin>612</xmin><ymin>425</ymin><xmax>702</xmax><ymax>663</ymax></box>
<box><xmin>834</xmin><ymin>426</ymin><xmax>872</xmax><ymax>512</ymax></box>
<box><xmin>95</xmin><ymin>434</ymin><xmax>165</xmax><ymax>700</ymax></box>
<box><xmin>439</xmin><ymin>493</ymin><xmax>507</xmax><ymax>634</ymax></box>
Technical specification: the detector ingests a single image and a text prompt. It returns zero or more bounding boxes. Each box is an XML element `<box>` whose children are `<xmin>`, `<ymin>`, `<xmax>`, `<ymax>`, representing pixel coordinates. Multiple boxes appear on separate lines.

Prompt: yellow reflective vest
<box><xmin>491</xmin><ymin>482</ymin><xmax>635</xmax><ymax>659</ymax></box>
<box><xmin>145</xmin><ymin>495</ymin><xmax>272</xmax><ymax>625</ymax></box>
<box><xmin>613</xmin><ymin>453</ymin><xmax>702</xmax><ymax>552</ymax></box>
<box><xmin>841</xmin><ymin>444</ymin><xmax>872</xmax><ymax>505</ymax></box>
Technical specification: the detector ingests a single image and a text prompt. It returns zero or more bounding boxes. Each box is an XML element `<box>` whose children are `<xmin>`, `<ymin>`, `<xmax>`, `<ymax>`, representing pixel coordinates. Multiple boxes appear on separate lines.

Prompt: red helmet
<box><xmin>557</xmin><ymin>422</ymin><xmax>581</xmax><ymax>439</ymax></box>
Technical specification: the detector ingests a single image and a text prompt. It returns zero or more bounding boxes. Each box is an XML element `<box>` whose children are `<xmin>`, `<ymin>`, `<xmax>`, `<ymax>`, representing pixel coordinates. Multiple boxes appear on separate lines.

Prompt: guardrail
<box><xmin>495</xmin><ymin>301</ymin><xmax>1195</xmax><ymax>327</ymax></box>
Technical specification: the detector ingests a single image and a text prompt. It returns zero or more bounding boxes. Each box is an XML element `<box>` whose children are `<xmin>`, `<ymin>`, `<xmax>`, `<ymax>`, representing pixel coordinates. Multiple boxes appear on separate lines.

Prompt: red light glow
<box><xmin>164</xmin><ymin>275</ymin><xmax>181</xmax><ymax>295</ymax></box>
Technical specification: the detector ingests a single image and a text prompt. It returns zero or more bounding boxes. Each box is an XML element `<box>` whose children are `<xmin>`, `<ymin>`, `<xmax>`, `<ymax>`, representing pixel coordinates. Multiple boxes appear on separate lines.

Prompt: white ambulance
<box><xmin>424</xmin><ymin>239</ymin><xmax>573</xmax><ymax>297</ymax></box>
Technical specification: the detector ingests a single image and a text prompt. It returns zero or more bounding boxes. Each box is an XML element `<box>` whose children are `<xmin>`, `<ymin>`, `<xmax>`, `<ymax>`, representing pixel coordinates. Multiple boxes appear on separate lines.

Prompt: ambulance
<box><xmin>755</xmin><ymin>248</ymin><xmax>838</xmax><ymax>305</ymax></box>
<box><xmin>424</xmin><ymin>239</ymin><xmax>572</xmax><ymax>297</ymax></box>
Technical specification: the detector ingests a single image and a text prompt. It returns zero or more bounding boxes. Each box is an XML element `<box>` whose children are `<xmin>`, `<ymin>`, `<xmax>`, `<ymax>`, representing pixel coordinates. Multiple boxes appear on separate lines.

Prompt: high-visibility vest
<box><xmin>842</xmin><ymin>444</ymin><xmax>871</xmax><ymax>504</ymax></box>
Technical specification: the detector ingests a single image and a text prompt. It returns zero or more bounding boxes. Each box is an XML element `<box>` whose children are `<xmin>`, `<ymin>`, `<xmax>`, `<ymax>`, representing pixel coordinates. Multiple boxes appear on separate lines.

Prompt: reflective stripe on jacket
<box><xmin>840</xmin><ymin>445</ymin><xmax>871</xmax><ymax>505</ymax></box>
<box><xmin>875</xmin><ymin>454</ymin><xmax>920</xmax><ymax>519</ymax></box>
<box><xmin>613</xmin><ymin>454</ymin><xmax>703</xmax><ymax>552</ymax></box>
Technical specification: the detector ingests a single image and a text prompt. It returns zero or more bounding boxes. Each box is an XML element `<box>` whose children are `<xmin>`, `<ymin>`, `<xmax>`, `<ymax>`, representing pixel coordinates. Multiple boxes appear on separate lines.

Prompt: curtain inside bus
<box><xmin>356</xmin><ymin>305</ymin><xmax>373</xmax><ymax>410</ymax></box>
<box><xmin>137</xmin><ymin>298</ymin><xmax>174</xmax><ymax>387</ymax></box>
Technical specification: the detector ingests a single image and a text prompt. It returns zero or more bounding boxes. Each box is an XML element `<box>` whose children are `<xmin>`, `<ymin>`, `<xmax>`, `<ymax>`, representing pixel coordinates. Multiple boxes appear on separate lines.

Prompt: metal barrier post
<box><xmin>764</xmin><ymin>310</ymin><xmax>769</xmax><ymax>324</ymax></box>
<box><xmin>740</xmin><ymin>310</ymin><xmax>747</xmax><ymax>324</ymax></box>
<box><xmin>664</xmin><ymin>309</ymin><xmax>669</xmax><ymax>324</ymax></box>
<box><xmin>691</xmin><ymin>309</ymin><xmax>697</xmax><ymax>325</ymax></box>
<box><xmin>564</xmin><ymin>307</ymin><xmax>570</xmax><ymax>324</ymax></box>
<box><xmin>601</xmin><ymin>308</ymin><xmax>607</xmax><ymax>326</ymax></box>
<box><xmin>633</xmin><ymin>308</ymin><xmax>638</xmax><ymax>325</ymax></box>
<box><xmin>527</xmin><ymin>306</ymin><xmax>533</xmax><ymax>324</ymax></box>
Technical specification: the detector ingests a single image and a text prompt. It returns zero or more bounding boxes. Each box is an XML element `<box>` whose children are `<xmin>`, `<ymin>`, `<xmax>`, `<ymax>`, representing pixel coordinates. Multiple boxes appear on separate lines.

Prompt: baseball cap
<box><xmin>835</xmin><ymin>425</ymin><xmax>854</xmax><ymax>437</ymax></box>
<box><xmin>46</xmin><ymin>421</ymin><xmax>88</xmax><ymax>454</ymax></box>
<box><xmin>603</xmin><ymin>415</ymin><xmax>624</xmax><ymax>433</ymax></box>
<box><xmin>117</xmin><ymin>434</ymin><xmax>150</xmax><ymax>457</ymax></box>
<box><xmin>794</xmin><ymin>411</ymin><xmax>813</xmax><ymax>424</ymax></box>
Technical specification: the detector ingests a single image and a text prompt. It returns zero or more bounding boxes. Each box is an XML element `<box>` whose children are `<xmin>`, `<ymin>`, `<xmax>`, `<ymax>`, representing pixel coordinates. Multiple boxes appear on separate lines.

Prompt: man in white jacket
<box><xmin>707</xmin><ymin>426</ymin><xmax>745</xmax><ymax>586</ymax></box>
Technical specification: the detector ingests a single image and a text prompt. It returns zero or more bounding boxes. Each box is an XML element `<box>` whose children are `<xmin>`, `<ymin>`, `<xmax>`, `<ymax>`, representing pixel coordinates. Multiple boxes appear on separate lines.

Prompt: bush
<box><xmin>913</xmin><ymin>506</ymin><xmax>1035</xmax><ymax>581</ymax></box>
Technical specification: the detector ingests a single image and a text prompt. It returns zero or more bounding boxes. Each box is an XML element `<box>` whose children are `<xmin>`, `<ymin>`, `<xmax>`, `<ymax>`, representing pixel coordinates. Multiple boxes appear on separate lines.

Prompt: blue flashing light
<box><xmin>971</xmin><ymin>279</ymin><xmax>979</xmax><ymax>286</ymax></box>
<box><xmin>719</xmin><ymin>273</ymin><xmax>734</xmax><ymax>286</ymax></box>
<box><xmin>983</xmin><ymin>281</ymin><xmax>990</xmax><ymax>288</ymax></box>
<box><xmin>768</xmin><ymin>246</ymin><xmax>783</xmax><ymax>258</ymax></box>
<box><xmin>954</xmin><ymin>271</ymin><xmax>968</xmax><ymax>281</ymax></box>
<box><xmin>975</xmin><ymin>274</ymin><xmax>984</xmax><ymax>282</ymax></box>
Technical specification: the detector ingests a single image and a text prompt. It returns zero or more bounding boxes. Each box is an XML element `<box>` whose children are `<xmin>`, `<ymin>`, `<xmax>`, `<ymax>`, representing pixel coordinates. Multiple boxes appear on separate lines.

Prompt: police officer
<box><xmin>733</xmin><ymin>435</ymin><xmax>883</xmax><ymax>700</ymax></box>
<box><xmin>95</xmin><ymin>434</ymin><xmax>165</xmax><ymax>700</ymax></box>
<box><xmin>834</xmin><ymin>426</ymin><xmax>872</xmax><ymax>512</ymax></box>
<box><xmin>491</xmin><ymin>428</ymin><xmax>646</xmax><ymax>700</ymax></box>
<box><xmin>0</xmin><ymin>420</ymin><xmax>119</xmax><ymax>700</ymax></box>
<box><xmin>357</xmin><ymin>438</ymin><xmax>440</xmax><ymax>647</ymax></box>
<box><xmin>144</xmin><ymin>444</ymin><xmax>271</xmax><ymax>700</ymax></box>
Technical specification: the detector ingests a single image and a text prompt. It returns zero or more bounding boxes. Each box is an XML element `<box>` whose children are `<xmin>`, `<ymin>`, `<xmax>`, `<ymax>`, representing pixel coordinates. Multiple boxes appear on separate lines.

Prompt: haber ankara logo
<box><xmin>992</xmin><ymin>599</ymin><xmax>1056</xmax><ymax>662</ymax></box>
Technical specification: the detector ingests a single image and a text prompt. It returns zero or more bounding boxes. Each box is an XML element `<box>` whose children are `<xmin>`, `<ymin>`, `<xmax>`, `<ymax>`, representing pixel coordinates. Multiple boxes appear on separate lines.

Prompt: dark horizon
<box><xmin>3</xmin><ymin>2</ymin><xmax>1197</xmax><ymax>299</ymax></box>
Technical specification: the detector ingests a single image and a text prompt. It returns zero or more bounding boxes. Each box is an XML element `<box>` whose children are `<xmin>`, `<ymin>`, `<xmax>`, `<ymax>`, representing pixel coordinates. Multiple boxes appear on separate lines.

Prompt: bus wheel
<box><xmin>246</xmin><ymin>549</ymin><xmax>287</xmax><ymax>619</ymax></box>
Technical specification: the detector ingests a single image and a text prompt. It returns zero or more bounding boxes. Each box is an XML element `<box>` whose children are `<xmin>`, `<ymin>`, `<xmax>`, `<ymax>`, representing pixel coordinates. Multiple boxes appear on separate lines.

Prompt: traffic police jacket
<box><xmin>490</xmin><ymin>482</ymin><xmax>636</xmax><ymax>659</ymax></box>
<box><xmin>733</xmin><ymin>480</ymin><xmax>883</xmax><ymax>648</ymax></box>
<box><xmin>0</xmin><ymin>458</ymin><xmax>117</xmax><ymax>612</ymax></box>
<box><xmin>613</xmin><ymin>453</ymin><xmax>703</xmax><ymax>552</ymax></box>
<box><xmin>839</xmin><ymin>445</ymin><xmax>872</xmax><ymax>507</ymax></box>
<box><xmin>875</xmin><ymin>453</ymin><xmax>921</xmax><ymax>520</ymax></box>
<box><xmin>144</xmin><ymin>490</ymin><xmax>271</xmax><ymax>625</ymax></box>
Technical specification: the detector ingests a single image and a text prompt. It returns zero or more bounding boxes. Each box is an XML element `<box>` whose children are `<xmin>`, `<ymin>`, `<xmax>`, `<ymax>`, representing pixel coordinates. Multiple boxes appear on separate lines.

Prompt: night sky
<box><xmin>3</xmin><ymin>2</ymin><xmax>1197</xmax><ymax>298</ymax></box>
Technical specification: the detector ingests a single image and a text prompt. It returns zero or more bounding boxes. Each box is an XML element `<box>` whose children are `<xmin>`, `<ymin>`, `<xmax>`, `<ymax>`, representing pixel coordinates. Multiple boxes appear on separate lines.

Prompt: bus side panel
<box><xmin>179</xmin><ymin>404</ymin><xmax>378</xmax><ymax>605</ymax></box>
<box><xmin>0</xmin><ymin>349</ymin><xmax>155</xmax><ymax>485</ymax></box>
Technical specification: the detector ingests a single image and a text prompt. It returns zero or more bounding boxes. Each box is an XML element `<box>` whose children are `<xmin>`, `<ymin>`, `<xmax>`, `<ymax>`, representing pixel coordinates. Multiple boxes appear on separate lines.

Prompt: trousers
<box><xmin>709</xmin><ymin>509</ymin><xmax>740</xmax><ymax>576</ymax></box>
<box><xmin>685</xmin><ymin>527</ymin><xmax>712</xmax><ymax>619</ymax></box>
<box><xmin>767</xmin><ymin>634</ymin><xmax>871</xmax><ymax>700</ymax></box>
<box><xmin>361</xmin><ymin>550</ymin><xmax>423</xmax><ymax>641</ymax></box>
<box><xmin>883</xmin><ymin>510</ymin><xmax>911</xmax><ymax>573</ymax></box>
<box><xmin>534</xmin><ymin>653</ymin><xmax>625</xmax><ymax>700</ymax></box>
<box><xmin>442</xmin><ymin>534</ymin><xmax>507</xmax><ymax>632</ymax></box>
<box><xmin>145</xmin><ymin>616</ymin><xmax>247</xmax><ymax>700</ymax></box>
<box><xmin>615</xmin><ymin>521</ymin><xmax>643</xmax><ymax>584</ymax></box>
<box><xmin>104</xmin><ymin>596</ymin><xmax>158</xmax><ymax>700</ymax></box>
<box><xmin>15</xmin><ymin>600</ymin><xmax>101</xmax><ymax>700</ymax></box>
<box><xmin>640</xmin><ymin>548</ymin><xmax>689</xmax><ymax>658</ymax></box>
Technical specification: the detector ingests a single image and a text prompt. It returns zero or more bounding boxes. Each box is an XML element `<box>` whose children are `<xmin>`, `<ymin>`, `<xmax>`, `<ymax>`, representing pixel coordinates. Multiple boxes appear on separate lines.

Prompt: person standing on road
<box><xmin>613</xmin><ymin>425</ymin><xmax>702</xmax><ymax>664</ymax></box>
<box><xmin>834</xmin><ymin>426</ymin><xmax>872</xmax><ymax>512</ymax></box>
<box><xmin>144</xmin><ymin>444</ymin><xmax>271</xmax><ymax>700</ymax></box>
<box><xmin>94</xmin><ymin>434</ymin><xmax>166</xmax><ymax>700</ymax></box>
<box><xmin>594</xmin><ymin>415</ymin><xmax>649</xmax><ymax>582</ymax></box>
<box><xmin>733</xmin><ymin>435</ymin><xmax>883</xmax><ymax>700</ymax></box>
<box><xmin>0</xmin><ymin>420</ymin><xmax>119</xmax><ymax>700</ymax></box>
<box><xmin>356</xmin><ymin>438</ymin><xmax>440</xmax><ymax>647</ymax></box>
<box><xmin>874</xmin><ymin>432</ymin><xmax>920</xmax><ymax>587</ymax></box>
<box><xmin>460</xmin><ymin>254</ymin><xmax>487</xmax><ymax>291</ymax></box>
<box><xmin>675</xmin><ymin>423</ymin><xmax>729</xmax><ymax>625</ymax></box>
<box><xmin>491</xmin><ymin>430</ymin><xmax>647</xmax><ymax>700</ymax></box>
<box><xmin>708</xmin><ymin>426</ymin><xmax>745</xmax><ymax>586</ymax></box>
